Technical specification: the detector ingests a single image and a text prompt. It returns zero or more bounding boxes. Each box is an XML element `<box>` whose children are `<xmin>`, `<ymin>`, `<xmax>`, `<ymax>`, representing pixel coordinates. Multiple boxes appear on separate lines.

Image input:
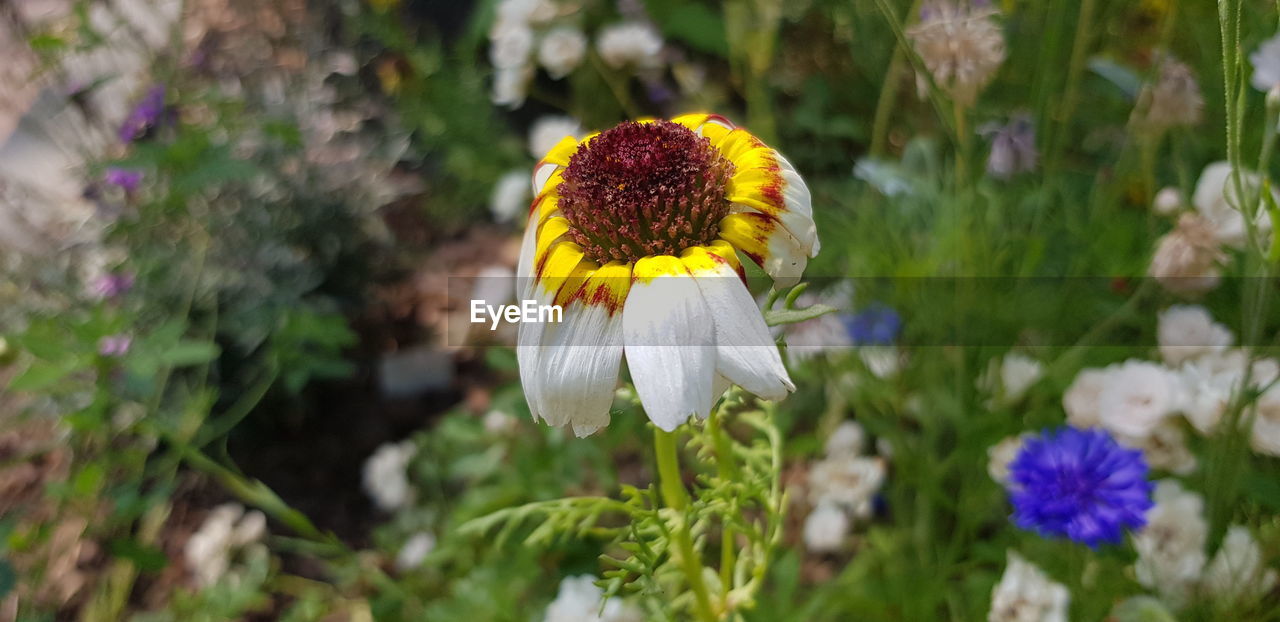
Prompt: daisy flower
<box><xmin>516</xmin><ymin>115</ymin><xmax>817</xmax><ymax>435</ymax></box>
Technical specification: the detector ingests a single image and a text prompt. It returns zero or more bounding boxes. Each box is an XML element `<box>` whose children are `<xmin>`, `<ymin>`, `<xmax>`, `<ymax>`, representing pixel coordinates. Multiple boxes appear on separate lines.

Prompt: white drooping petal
<box><xmin>775</xmin><ymin>152</ymin><xmax>820</xmax><ymax>256</ymax></box>
<box><xmin>533</xmin><ymin>161</ymin><xmax>559</xmax><ymax>194</ymax></box>
<box><xmin>623</xmin><ymin>260</ymin><xmax>715</xmax><ymax>431</ymax></box>
<box><xmin>717</xmin><ymin>212</ymin><xmax>810</xmax><ymax>288</ymax></box>
<box><xmin>537</xmin><ymin>303</ymin><xmax>624</xmax><ymax>437</ymax></box>
<box><xmin>515</xmin><ymin>223</ymin><xmax>546</xmax><ymax>422</ymax></box>
<box><xmin>686</xmin><ymin>254</ymin><xmax>793</xmax><ymax>401</ymax></box>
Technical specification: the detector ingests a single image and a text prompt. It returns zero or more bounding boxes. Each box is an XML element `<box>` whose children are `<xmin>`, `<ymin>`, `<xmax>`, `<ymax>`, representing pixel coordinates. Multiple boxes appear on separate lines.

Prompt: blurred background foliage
<box><xmin>0</xmin><ymin>0</ymin><xmax>1278</xmax><ymax>620</ymax></box>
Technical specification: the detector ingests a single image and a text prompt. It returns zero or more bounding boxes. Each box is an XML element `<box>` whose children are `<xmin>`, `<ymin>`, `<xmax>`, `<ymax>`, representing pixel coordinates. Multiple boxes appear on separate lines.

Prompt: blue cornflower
<box><xmin>1007</xmin><ymin>426</ymin><xmax>1153</xmax><ymax>548</ymax></box>
<box><xmin>844</xmin><ymin>304</ymin><xmax>901</xmax><ymax>345</ymax></box>
<box><xmin>119</xmin><ymin>85</ymin><xmax>166</xmax><ymax>143</ymax></box>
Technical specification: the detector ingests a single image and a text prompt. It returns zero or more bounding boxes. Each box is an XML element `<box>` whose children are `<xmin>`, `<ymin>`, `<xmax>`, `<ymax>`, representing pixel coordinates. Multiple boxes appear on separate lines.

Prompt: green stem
<box><xmin>1045</xmin><ymin>279</ymin><xmax>1155</xmax><ymax>379</ymax></box>
<box><xmin>590</xmin><ymin>54</ymin><xmax>641</xmax><ymax>120</ymax></box>
<box><xmin>869</xmin><ymin>0</ymin><xmax>922</xmax><ymax>157</ymax></box>
<box><xmin>953</xmin><ymin>99</ymin><xmax>970</xmax><ymax>188</ymax></box>
<box><xmin>653</xmin><ymin>427</ymin><xmax>718</xmax><ymax>622</ymax></box>
<box><xmin>1046</xmin><ymin>0</ymin><xmax>1095</xmax><ymax>172</ymax></box>
<box><xmin>707</xmin><ymin>407</ymin><xmax>740</xmax><ymax>589</ymax></box>
<box><xmin>195</xmin><ymin>364</ymin><xmax>279</xmax><ymax>447</ymax></box>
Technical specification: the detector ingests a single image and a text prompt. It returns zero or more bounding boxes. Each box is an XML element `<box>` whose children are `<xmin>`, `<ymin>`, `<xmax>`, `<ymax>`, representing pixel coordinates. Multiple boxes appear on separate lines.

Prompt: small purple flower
<box><xmin>118</xmin><ymin>85</ymin><xmax>166</xmax><ymax>143</ymax></box>
<box><xmin>98</xmin><ymin>334</ymin><xmax>133</xmax><ymax>357</ymax></box>
<box><xmin>90</xmin><ymin>272</ymin><xmax>134</xmax><ymax>299</ymax></box>
<box><xmin>103</xmin><ymin>168</ymin><xmax>143</xmax><ymax>192</ymax></box>
<box><xmin>1007</xmin><ymin>426</ymin><xmax>1153</xmax><ymax>548</ymax></box>
<box><xmin>844</xmin><ymin>304</ymin><xmax>901</xmax><ymax>345</ymax></box>
<box><xmin>980</xmin><ymin>114</ymin><xmax>1038</xmax><ymax>180</ymax></box>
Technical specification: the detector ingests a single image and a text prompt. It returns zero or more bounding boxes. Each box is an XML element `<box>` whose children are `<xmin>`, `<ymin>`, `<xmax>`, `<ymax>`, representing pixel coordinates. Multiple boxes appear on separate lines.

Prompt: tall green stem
<box><xmin>706</xmin><ymin>407</ymin><xmax>740</xmax><ymax>588</ymax></box>
<box><xmin>953</xmin><ymin>100</ymin><xmax>970</xmax><ymax>189</ymax></box>
<box><xmin>869</xmin><ymin>0</ymin><xmax>924</xmax><ymax>156</ymax></box>
<box><xmin>1046</xmin><ymin>0</ymin><xmax>1095</xmax><ymax>172</ymax></box>
<box><xmin>653</xmin><ymin>428</ymin><xmax>718</xmax><ymax>622</ymax></box>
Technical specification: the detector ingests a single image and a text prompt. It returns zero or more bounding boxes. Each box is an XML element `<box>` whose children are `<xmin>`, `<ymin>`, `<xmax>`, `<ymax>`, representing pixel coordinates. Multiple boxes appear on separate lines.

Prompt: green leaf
<box><xmin>1244</xmin><ymin>470</ymin><xmax>1280</xmax><ymax>512</ymax></box>
<box><xmin>654</xmin><ymin>4</ymin><xmax>729</xmax><ymax>56</ymax></box>
<box><xmin>107</xmin><ymin>539</ymin><xmax>169</xmax><ymax>572</ymax></box>
<box><xmin>1262</xmin><ymin>179</ymin><xmax>1280</xmax><ymax>264</ymax></box>
<box><xmin>1109</xmin><ymin>596</ymin><xmax>1177</xmax><ymax>622</ymax></box>
<box><xmin>158</xmin><ymin>341</ymin><xmax>221</xmax><ymax>368</ymax></box>
<box><xmin>765</xmin><ymin>304</ymin><xmax>837</xmax><ymax>327</ymax></box>
<box><xmin>73</xmin><ymin>464</ymin><xmax>105</xmax><ymax>497</ymax></box>
<box><xmin>7</xmin><ymin>359</ymin><xmax>81</xmax><ymax>392</ymax></box>
<box><xmin>0</xmin><ymin>559</ymin><xmax>13</xmax><ymax>599</ymax></box>
<box><xmin>1088</xmin><ymin>56</ymin><xmax>1142</xmax><ymax>101</ymax></box>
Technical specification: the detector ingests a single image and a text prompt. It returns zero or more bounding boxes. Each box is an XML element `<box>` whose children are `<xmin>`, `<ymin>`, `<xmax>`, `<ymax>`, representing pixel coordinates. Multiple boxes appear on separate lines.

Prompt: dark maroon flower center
<box><xmin>558</xmin><ymin>120</ymin><xmax>734</xmax><ymax>264</ymax></box>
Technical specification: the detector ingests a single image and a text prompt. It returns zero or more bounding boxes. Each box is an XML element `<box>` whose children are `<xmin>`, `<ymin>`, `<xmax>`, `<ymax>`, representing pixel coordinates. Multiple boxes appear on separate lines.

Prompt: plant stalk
<box><xmin>653</xmin><ymin>427</ymin><xmax>718</xmax><ymax>622</ymax></box>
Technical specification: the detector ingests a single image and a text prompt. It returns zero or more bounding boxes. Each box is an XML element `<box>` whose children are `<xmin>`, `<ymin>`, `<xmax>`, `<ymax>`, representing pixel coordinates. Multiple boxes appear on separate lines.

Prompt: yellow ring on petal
<box><xmin>577</xmin><ymin>261</ymin><xmax>632</xmax><ymax>315</ymax></box>
<box><xmin>633</xmin><ymin>254</ymin><xmax>688</xmax><ymax>283</ymax></box>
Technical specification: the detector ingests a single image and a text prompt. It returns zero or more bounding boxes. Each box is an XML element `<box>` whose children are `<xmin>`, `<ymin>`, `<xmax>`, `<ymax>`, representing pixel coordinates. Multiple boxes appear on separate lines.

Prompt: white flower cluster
<box><xmin>986</xmin><ymin>432</ymin><xmax>1029</xmax><ymax>486</ymax></box>
<box><xmin>987</xmin><ymin>550</ymin><xmax>1069</xmax><ymax>622</ymax></box>
<box><xmin>907</xmin><ymin>1</ymin><xmax>1007</xmax><ymax>108</ymax></box>
<box><xmin>595</xmin><ymin>22</ymin><xmax>664</xmax><ymax>70</ymax></box>
<box><xmin>395</xmin><ymin>531</ymin><xmax>436</xmax><ymax>571</ymax></box>
<box><xmin>490</xmin><ymin>169</ymin><xmax>531</xmax><ymax>223</ymax></box>
<box><xmin>1132</xmin><ymin>480</ymin><xmax>1277</xmax><ymax>607</ymax></box>
<box><xmin>487</xmin><ymin>0</ymin><xmax>667</xmax><ymax>108</ymax></box>
<box><xmin>1133</xmin><ymin>54</ymin><xmax>1204</xmax><ymax>132</ymax></box>
<box><xmin>1251</xmin><ymin>33</ymin><xmax>1280</xmax><ymax>94</ymax></box>
<box><xmin>1062</xmin><ymin>304</ymin><xmax>1280</xmax><ymax>468</ymax></box>
<box><xmin>362</xmin><ymin>439</ymin><xmax>417</xmax><ymax>512</ymax></box>
<box><xmin>542</xmin><ymin>575</ymin><xmax>642</xmax><ymax>622</ymax></box>
<box><xmin>803</xmin><ymin>421</ymin><xmax>886</xmax><ymax>553</ymax></box>
<box><xmin>488</xmin><ymin>0</ymin><xmax>583</xmax><ymax>108</ymax></box>
<box><xmin>528</xmin><ymin>115</ymin><xmax>584</xmax><ymax>159</ymax></box>
<box><xmin>1149</xmin><ymin>161</ymin><xmax>1274</xmax><ymax>295</ymax></box>
<box><xmin>978</xmin><ymin>352</ymin><xmax>1045</xmax><ymax>406</ymax></box>
<box><xmin>183</xmin><ymin>503</ymin><xmax>268</xmax><ymax>587</ymax></box>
